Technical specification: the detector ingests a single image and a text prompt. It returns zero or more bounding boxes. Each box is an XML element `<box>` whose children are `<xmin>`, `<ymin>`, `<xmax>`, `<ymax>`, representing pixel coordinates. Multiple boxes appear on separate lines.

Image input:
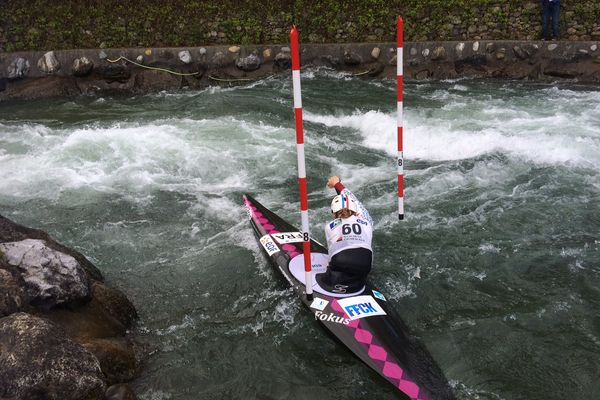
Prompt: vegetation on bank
<box><xmin>1</xmin><ymin>0</ymin><xmax>600</xmax><ymax>52</ymax></box>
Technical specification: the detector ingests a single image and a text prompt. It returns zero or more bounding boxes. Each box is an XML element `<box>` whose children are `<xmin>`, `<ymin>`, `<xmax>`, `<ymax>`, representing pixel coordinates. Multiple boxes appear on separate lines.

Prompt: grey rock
<box><xmin>422</xmin><ymin>48</ymin><xmax>430</xmax><ymax>58</ymax></box>
<box><xmin>513</xmin><ymin>46</ymin><xmax>530</xmax><ymax>60</ymax></box>
<box><xmin>280</xmin><ymin>46</ymin><xmax>291</xmax><ymax>53</ymax></box>
<box><xmin>199</xmin><ymin>47</ymin><xmax>207</xmax><ymax>56</ymax></box>
<box><xmin>486</xmin><ymin>42</ymin><xmax>496</xmax><ymax>53</ymax></box>
<box><xmin>178</xmin><ymin>50</ymin><xmax>192</xmax><ymax>64</ymax></box>
<box><xmin>0</xmin><ymin>313</ymin><xmax>106</xmax><ymax>400</ymax></box>
<box><xmin>0</xmin><ymin>239</ymin><xmax>91</xmax><ymax>309</ymax></box>
<box><xmin>410</xmin><ymin>47</ymin><xmax>418</xmax><ymax>56</ymax></box>
<box><xmin>548</xmin><ymin>43</ymin><xmax>558</xmax><ymax>51</ymax></box>
<box><xmin>99</xmin><ymin>50</ymin><xmax>108</xmax><ymax>60</ymax></box>
<box><xmin>210</xmin><ymin>51</ymin><xmax>226</xmax><ymax>67</ymax></box>
<box><xmin>72</xmin><ymin>56</ymin><xmax>93</xmax><ymax>77</ymax></box>
<box><xmin>37</xmin><ymin>51</ymin><xmax>60</xmax><ymax>74</ymax></box>
<box><xmin>473</xmin><ymin>41</ymin><xmax>480</xmax><ymax>52</ymax></box>
<box><xmin>235</xmin><ymin>51</ymin><xmax>261</xmax><ymax>71</ymax></box>
<box><xmin>136</xmin><ymin>55</ymin><xmax>143</xmax><ymax>63</ymax></box>
<box><xmin>455</xmin><ymin>42</ymin><xmax>465</xmax><ymax>56</ymax></box>
<box><xmin>343</xmin><ymin>50</ymin><xmax>362</xmax><ymax>66</ymax></box>
<box><xmin>274</xmin><ymin>51</ymin><xmax>292</xmax><ymax>69</ymax></box>
<box><xmin>8</xmin><ymin>58</ymin><xmax>30</xmax><ymax>79</ymax></box>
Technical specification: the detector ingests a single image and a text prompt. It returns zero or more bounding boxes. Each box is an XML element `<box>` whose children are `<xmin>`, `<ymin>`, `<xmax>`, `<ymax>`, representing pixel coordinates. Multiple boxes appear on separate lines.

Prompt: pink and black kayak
<box><xmin>243</xmin><ymin>194</ymin><xmax>455</xmax><ymax>400</ymax></box>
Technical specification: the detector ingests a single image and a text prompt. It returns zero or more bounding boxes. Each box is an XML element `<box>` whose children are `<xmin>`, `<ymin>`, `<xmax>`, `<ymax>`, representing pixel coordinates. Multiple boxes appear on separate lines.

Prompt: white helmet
<box><xmin>331</xmin><ymin>194</ymin><xmax>357</xmax><ymax>214</ymax></box>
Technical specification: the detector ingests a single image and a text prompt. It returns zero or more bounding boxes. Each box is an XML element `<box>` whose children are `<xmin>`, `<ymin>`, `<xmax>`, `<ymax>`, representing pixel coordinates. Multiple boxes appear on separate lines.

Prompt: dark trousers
<box><xmin>316</xmin><ymin>248</ymin><xmax>372</xmax><ymax>294</ymax></box>
<box><xmin>542</xmin><ymin>2</ymin><xmax>560</xmax><ymax>40</ymax></box>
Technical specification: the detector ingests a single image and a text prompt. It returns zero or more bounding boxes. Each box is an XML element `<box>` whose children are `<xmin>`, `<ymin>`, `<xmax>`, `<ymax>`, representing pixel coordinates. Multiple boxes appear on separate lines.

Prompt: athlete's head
<box><xmin>331</xmin><ymin>194</ymin><xmax>357</xmax><ymax>219</ymax></box>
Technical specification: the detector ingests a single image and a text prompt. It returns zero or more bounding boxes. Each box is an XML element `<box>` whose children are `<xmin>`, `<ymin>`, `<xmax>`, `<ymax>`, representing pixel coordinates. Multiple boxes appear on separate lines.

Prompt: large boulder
<box><xmin>0</xmin><ymin>238</ymin><xmax>91</xmax><ymax>309</ymax></box>
<box><xmin>0</xmin><ymin>313</ymin><xmax>106</xmax><ymax>400</ymax></box>
<box><xmin>37</xmin><ymin>51</ymin><xmax>61</xmax><ymax>74</ymax></box>
<box><xmin>0</xmin><ymin>214</ymin><xmax>103</xmax><ymax>281</ymax></box>
<box><xmin>0</xmin><ymin>261</ymin><xmax>28</xmax><ymax>316</ymax></box>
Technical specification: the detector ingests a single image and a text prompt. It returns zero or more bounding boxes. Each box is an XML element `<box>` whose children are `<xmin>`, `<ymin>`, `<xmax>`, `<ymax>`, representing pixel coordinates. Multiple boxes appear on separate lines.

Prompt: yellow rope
<box><xmin>208</xmin><ymin>75</ymin><xmax>255</xmax><ymax>82</ymax></box>
<box><xmin>106</xmin><ymin>56</ymin><xmax>201</xmax><ymax>76</ymax></box>
<box><xmin>352</xmin><ymin>69</ymin><xmax>373</xmax><ymax>77</ymax></box>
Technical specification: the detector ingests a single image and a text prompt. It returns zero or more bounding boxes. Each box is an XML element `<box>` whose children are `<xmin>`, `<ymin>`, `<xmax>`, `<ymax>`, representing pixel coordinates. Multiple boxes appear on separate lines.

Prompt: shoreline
<box><xmin>1</xmin><ymin>40</ymin><xmax>600</xmax><ymax>101</ymax></box>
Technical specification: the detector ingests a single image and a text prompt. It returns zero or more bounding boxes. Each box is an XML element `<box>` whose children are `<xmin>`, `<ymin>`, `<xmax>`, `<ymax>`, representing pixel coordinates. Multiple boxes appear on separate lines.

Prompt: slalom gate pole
<box><xmin>290</xmin><ymin>25</ymin><xmax>313</xmax><ymax>301</ymax></box>
<box><xmin>397</xmin><ymin>16</ymin><xmax>405</xmax><ymax>220</ymax></box>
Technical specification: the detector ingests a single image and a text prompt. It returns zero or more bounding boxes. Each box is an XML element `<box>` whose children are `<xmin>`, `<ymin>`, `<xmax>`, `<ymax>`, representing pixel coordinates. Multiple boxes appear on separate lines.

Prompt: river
<box><xmin>1</xmin><ymin>71</ymin><xmax>599</xmax><ymax>400</ymax></box>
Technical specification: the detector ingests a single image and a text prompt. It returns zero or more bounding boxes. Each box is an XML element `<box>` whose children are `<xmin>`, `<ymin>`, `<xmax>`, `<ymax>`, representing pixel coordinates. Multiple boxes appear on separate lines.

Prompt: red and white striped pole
<box><xmin>290</xmin><ymin>25</ymin><xmax>313</xmax><ymax>301</ymax></box>
<box><xmin>397</xmin><ymin>16</ymin><xmax>405</xmax><ymax>220</ymax></box>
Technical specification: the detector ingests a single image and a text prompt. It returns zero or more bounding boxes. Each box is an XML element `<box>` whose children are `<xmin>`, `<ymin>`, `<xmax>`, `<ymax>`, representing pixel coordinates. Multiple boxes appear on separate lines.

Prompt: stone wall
<box><xmin>1</xmin><ymin>40</ymin><xmax>600</xmax><ymax>101</ymax></box>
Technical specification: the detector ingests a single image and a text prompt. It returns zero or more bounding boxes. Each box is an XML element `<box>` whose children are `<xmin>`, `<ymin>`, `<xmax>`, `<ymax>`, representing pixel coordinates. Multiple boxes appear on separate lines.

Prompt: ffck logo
<box><xmin>336</xmin><ymin>295</ymin><xmax>387</xmax><ymax>320</ymax></box>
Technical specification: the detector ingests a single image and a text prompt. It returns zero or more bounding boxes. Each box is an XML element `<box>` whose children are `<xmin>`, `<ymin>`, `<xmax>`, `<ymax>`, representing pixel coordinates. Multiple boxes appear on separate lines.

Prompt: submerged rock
<box><xmin>0</xmin><ymin>313</ymin><xmax>106</xmax><ymax>400</ymax></box>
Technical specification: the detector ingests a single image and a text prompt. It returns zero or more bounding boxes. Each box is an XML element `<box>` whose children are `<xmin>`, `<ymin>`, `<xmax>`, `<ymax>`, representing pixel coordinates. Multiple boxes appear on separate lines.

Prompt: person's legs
<box><xmin>542</xmin><ymin>4</ymin><xmax>551</xmax><ymax>40</ymax></box>
<box><xmin>316</xmin><ymin>248</ymin><xmax>372</xmax><ymax>294</ymax></box>
<box><xmin>551</xmin><ymin>2</ymin><xmax>560</xmax><ymax>39</ymax></box>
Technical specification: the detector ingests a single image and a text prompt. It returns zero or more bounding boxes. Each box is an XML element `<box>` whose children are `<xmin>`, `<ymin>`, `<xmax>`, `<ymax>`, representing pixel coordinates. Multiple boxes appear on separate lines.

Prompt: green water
<box><xmin>1</xmin><ymin>71</ymin><xmax>599</xmax><ymax>400</ymax></box>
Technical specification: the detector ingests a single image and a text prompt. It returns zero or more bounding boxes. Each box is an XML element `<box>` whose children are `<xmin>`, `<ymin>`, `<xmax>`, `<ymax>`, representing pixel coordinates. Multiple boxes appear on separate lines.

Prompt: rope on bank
<box><xmin>352</xmin><ymin>69</ymin><xmax>374</xmax><ymax>77</ymax></box>
<box><xmin>106</xmin><ymin>56</ymin><xmax>201</xmax><ymax>76</ymax></box>
<box><xmin>208</xmin><ymin>75</ymin><xmax>255</xmax><ymax>82</ymax></box>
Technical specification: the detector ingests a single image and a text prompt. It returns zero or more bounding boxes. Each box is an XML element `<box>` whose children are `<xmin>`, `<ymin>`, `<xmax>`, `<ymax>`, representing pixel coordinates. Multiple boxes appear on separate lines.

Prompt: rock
<box><xmin>99</xmin><ymin>50</ymin><xmax>108</xmax><ymax>60</ymax></box>
<box><xmin>178</xmin><ymin>50</ymin><xmax>192</xmax><ymax>64</ymax></box>
<box><xmin>0</xmin><ymin>263</ymin><xmax>28</xmax><ymax>317</ymax></box>
<box><xmin>7</xmin><ymin>57</ymin><xmax>30</xmax><ymax>79</ymax></box>
<box><xmin>228</xmin><ymin>46</ymin><xmax>240</xmax><ymax>53</ymax></box>
<box><xmin>455</xmin><ymin>42</ymin><xmax>465</xmax><ymax>56</ymax></box>
<box><xmin>274</xmin><ymin>51</ymin><xmax>292</xmax><ymax>69</ymax></box>
<box><xmin>83</xmin><ymin>337</ymin><xmax>138</xmax><ymax>384</ymax></box>
<box><xmin>199</xmin><ymin>47</ymin><xmax>207</xmax><ymax>56</ymax></box>
<box><xmin>513</xmin><ymin>46</ymin><xmax>530</xmax><ymax>60</ymax></box>
<box><xmin>235</xmin><ymin>51</ymin><xmax>261</xmax><ymax>71</ymax></box>
<box><xmin>98</xmin><ymin>64</ymin><xmax>131</xmax><ymax>83</ymax></box>
<box><xmin>486</xmin><ymin>42</ymin><xmax>496</xmax><ymax>53</ymax></box>
<box><xmin>388</xmin><ymin>55</ymin><xmax>397</xmax><ymax>66</ymax></box>
<box><xmin>280</xmin><ymin>46</ymin><xmax>291</xmax><ymax>53</ymax></box>
<box><xmin>548</xmin><ymin>43</ymin><xmax>558</xmax><ymax>51</ymax></box>
<box><xmin>431</xmin><ymin>46</ymin><xmax>446</xmax><ymax>61</ymax></box>
<box><xmin>473</xmin><ymin>41</ymin><xmax>480</xmax><ymax>52</ymax></box>
<box><xmin>0</xmin><ymin>313</ymin><xmax>106</xmax><ymax>400</ymax></box>
<box><xmin>410</xmin><ymin>47</ymin><xmax>418</xmax><ymax>56</ymax></box>
<box><xmin>262</xmin><ymin>48</ymin><xmax>272</xmax><ymax>59</ymax></box>
<box><xmin>496</xmin><ymin>48</ymin><xmax>506</xmax><ymax>60</ymax></box>
<box><xmin>0</xmin><ymin>239</ymin><xmax>91</xmax><ymax>310</ymax></box>
<box><xmin>72</xmin><ymin>56</ymin><xmax>93</xmax><ymax>77</ymax></box>
<box><xmin>37</xmin><ymin>51</ymin><xmax>60</xmax><ymax>74</ymax></box>
<box><xmin>422</xmin><ymin>48</ymin><xmax>430</xmax><ymax>57</ymax></box>
<box><xmin>591</xmin><ymin>44</ymin><xmax>598</xmax><ymax>52</ymax></box>
<box><xmin>106</xmin><ymin>384</ymin><xmax>137</xmax><ymax>400</ymax></box>
<box><xmin>1</xmin><ymin>76</ymin><xmax>81</xmax><ymax>99</ymax></box>
<box><xmin>415</xmin><ymin>70</ymin><xmax>430</xmax><ymax>80</ymax></box>
<box><xmin>136</xmin><ymin>55</ymin><xmax>143</xmax><ymax>63</ymax></box>
<box><xmin>144</xmin><ymin>48</ymin><xmax>152</xmax><ymax>56</ymax></box>
<box><xmin>371</xmin><ymin>47</ymin><xmax>381</xmax><ymax>59</ymax></box>
<box><xmin>210</xmin><ymin>51</ymin><xmax>226</xmax><ymax>68</ymax></box>
<box><xmin>343</xmin><ymin>50</ymin><xmax>362</xmax><ymax>66</ymax></box>
<box><xmin>134</xmin><ymin>69</ymin><xmax>182</xmax><ymax>91</ymax></box>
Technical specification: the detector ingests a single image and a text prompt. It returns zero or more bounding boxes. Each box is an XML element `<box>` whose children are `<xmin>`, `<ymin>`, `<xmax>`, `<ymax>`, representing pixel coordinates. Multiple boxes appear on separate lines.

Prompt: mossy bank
<box><xmin>1</xmin><ymin>0</ymin><xmax>600</xmax><ymax>53</ymax></box>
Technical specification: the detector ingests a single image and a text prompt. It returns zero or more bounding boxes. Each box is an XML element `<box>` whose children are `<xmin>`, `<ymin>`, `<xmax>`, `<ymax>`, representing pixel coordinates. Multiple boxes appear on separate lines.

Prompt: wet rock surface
<box><xmin>0</xmin><ymin>214</ymin><xmax>139</xmax><ymax>400</ymax></box>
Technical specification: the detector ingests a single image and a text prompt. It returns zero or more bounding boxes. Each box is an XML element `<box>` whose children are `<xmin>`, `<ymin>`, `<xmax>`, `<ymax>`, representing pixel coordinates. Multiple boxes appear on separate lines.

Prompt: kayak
<box><xmin>243</xmin><ymin>194</ymin><xmax>455</xmax><ymax>400</ymax></box>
